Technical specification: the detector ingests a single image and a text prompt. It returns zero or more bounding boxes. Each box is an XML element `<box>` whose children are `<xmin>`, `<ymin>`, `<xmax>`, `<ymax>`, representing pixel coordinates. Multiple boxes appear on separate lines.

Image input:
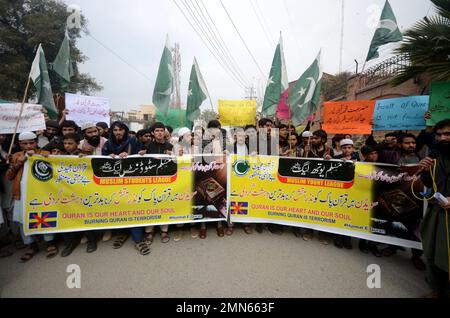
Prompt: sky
<box><xmin>63</xmin><ymin>0</ymin><xmax>433</xmax><ymax>112</ymax></box>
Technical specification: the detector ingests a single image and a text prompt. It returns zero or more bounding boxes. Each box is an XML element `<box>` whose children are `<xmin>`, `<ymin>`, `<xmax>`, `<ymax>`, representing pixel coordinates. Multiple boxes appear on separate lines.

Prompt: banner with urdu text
<box><xmin>229</xmin><ymin>155</ymin><xmax>424</xmax><ymax>249</ymax></box>
<box><xmin>23</xmin><ymin>154</ymin><xmax>227</xmax><ymax>235</ymax></box>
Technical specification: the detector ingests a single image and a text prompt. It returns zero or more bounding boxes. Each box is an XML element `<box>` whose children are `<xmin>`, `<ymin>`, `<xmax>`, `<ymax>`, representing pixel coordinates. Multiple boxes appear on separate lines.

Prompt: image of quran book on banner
<box><xmin>229</xmin><ymin>155</ymin><xmax>424</xmax><ymax>249</ymax></box>
<box><xmin>192</xmin><ymin>154</ymin><xmax>228</xmax><ymax>221</ymax></box>
<box><xmin>369</xmin><ymin>164</ymin><xmax>424</xmax><ymax>245</ymax></box>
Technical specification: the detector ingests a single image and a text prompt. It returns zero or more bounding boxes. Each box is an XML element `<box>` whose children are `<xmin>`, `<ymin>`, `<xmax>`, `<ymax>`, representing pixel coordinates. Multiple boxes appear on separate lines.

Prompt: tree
<box><xmin>392</xmin><ymin>0</ymin><xmax>450</xmax><ymax>85</ymax></box>
<box><xmin>321</xmin><ymin>72</ymin><xmax>352</xmax><ymax>101</ymax></box>
<box><xmin>198</xmin><ymin>109</ymin><xmax>219</xmax><ymax>125</ymax></box>
<box><xmin>143</xmin><ymin>115</ymin><xmax>156</xmax><ymax>129</ymax></box>
<box><xmin>0</xmin><ymin>0</ymin><xmax>102</xmax><ymax>101</ymax></box>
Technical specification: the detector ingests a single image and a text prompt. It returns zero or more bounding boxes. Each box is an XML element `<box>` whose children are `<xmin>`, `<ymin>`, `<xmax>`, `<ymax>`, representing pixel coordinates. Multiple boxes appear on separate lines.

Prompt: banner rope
<box><xmin>411</xmin><ymin>160</ymin><xmax>450</xmax><ymax>283</ymax></box>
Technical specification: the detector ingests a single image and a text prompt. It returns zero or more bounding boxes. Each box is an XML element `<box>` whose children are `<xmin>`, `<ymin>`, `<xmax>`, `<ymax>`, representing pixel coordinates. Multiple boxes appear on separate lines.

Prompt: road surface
<box><xmin>0</xmin><ymin>225</ymin><xmax>430</xmax><ymax>297</ymax></box>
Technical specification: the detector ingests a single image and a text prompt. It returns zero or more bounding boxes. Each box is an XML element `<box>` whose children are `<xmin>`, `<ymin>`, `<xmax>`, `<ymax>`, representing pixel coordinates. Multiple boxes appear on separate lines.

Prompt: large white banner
<box><xmin>65</xmin><ymin>93</ymin><xmax>110</xmax><ymax>127</ymax></box>
<box><xmin>0</xmin><ymin>103</ymin><xmax>45</xmax><ymax>134</ymax></box>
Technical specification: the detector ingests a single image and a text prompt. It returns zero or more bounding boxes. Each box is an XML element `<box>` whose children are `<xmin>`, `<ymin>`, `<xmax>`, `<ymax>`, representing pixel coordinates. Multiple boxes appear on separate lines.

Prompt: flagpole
<box><xmin>361</xmin><ymin>60</ymin><xmax>367</xmax><ymax>73</ymax></box>
<box><xmin>7</xmin><ymin>76</ymin><xmax>32</xmax><ymax>160</ymax></box>
<box><xmin>289</xmin><ymin>119</ymin><xmax>293</xmax><ymax>152</ymax></box>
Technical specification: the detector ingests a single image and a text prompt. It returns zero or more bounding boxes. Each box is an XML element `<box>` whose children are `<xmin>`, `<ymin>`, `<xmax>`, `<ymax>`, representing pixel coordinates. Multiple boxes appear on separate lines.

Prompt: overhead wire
<box><xmin>219</xmin><ymin>0</ymin><xmax>266</xmax><ymax>77</ymax></box>
<box><xmin>191</xmin><ymin>0</ymin><xmax>250</xmax><ymax>86</ymax></box>
<box><xmin>172</xmin><ymin>0</ymin><xmax>246</xmax><ymax>88</ymax></box>
<box><xmin>180</xmin><ymin>0</ymin><xmax>248</xmax><ymax>87</ymax></box>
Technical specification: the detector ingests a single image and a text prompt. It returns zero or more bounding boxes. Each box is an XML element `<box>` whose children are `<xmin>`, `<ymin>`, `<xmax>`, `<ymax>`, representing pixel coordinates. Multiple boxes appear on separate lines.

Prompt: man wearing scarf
<box><xmin>79</xmin><ymin>123</ymin><xmax>107</xmax><ymax>155</ymax></box>
<box><xmin>101</xmin><ymin>121</ymin><xmax>149</xmax><ymax>255</ymax></box>
<box><xmin>102</xmin><ymin>121</ymin><xmax>141</xmax><ymax>158</ymax></box>
<box><xmin>419</xmin><ymin>119</ymin><xmax>450</xmax><ymax>298</ymax></box>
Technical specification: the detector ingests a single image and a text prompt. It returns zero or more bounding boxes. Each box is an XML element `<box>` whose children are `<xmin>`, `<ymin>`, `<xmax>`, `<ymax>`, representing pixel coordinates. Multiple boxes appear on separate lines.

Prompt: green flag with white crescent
<box><xmin>52</xmin><ymin>30</ymin><xmax>74</xmax><ymax>89</ymax></box>
<box><xmin>152</xmin><ymin>35</ymin><xmax>173</xmax><ymax>116</ymax></box>
<box><xmin>30</xmin><ymin>44</ymin><xmax>57</xmax><ymax>119</ymax></box>
<box><xmin>262</xmin><ymin>34</ymin><xmax>288</xmax><ymax>117</ymax></box>
<box><xmin>186</xmin><ymin>57</ymin><xmax>208</xmax><ymax>129</ymax></box>
<box><xmin>366</xmin><ymin>0</ymin><xmax>403</xmax><ymax>62</ymax></box>
<box><xmin>287</xmin><ymin>51</ymin><xmax>322</xmax><ymax>126</ymax></box>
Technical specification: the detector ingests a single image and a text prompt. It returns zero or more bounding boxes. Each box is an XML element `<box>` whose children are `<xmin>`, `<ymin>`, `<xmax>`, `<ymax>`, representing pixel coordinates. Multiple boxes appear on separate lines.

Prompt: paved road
<box><xmin>0</xmin><ymin>226</ymin><xmax>430</xmax><ymax>297</ymax></box>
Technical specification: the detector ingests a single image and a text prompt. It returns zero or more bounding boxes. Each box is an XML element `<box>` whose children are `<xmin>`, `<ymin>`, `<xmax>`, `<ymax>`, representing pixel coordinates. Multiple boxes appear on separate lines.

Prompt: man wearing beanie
<box><xmin>79</xmin><ymin>123</ymin><xmax>107</xmax><ymax>155</ymax></box>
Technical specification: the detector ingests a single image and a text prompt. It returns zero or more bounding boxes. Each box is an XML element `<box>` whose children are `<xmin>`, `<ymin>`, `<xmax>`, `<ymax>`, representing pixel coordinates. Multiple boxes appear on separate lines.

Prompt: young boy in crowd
<box><xmin>333</xmin><ymin>139</ymin><xmax>358</xmax><ymax>249</ymax></box>
<box><xmin>140</xmin><ymin>122</ymin><xmax>173</xmax><ymax>244</ymax></box>
<box><xmin>359</xmin><ymin>145</ymin><xmax>382</xmax><ymax>257</ymax></box>
<box><xmin>59</xmin><ymin>133</ymin><xmax>98</xmax><ymax>257</ymax></box>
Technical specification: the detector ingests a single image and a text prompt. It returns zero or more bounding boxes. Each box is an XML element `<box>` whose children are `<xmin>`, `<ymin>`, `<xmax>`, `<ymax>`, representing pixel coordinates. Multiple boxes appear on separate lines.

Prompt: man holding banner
<box><xmin>419</xmin><ymin>119</ymin><xmax>450</xmax><ymax>298</ymax></box>
<box><xmin>6</xmin><ymin>132</ymin><xmax>56</xmax><ymax>261</ymax></box>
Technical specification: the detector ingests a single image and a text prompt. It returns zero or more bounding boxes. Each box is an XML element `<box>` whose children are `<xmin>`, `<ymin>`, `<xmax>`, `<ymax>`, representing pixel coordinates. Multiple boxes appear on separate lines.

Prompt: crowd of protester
<box><xmin>0</xmin><ymin>111</ymin><xmax>449</xmax><ymax>298</ymax></box>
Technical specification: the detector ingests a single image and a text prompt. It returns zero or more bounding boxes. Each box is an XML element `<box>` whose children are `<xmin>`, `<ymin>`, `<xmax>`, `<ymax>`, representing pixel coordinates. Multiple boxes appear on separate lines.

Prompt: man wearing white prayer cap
<box><xmin>300</xmin><ymin>131</ymin><xmax>313</xmax><ymax>150</ymax></box>
<box><xmin>18</xmin><ymin>131</ymin><xmax>37</xmax><ymax>141</ymax></box>
<box><xmin>334</xmin><ymin>138</ymin><xmax>359</xmax><ymax>161</ymax></box>
<box><xmin>6</xmin><ymin>132</ymin><xmax>56</xmax><ymax>261</ymax></box>
<box><xmin>79</xmin><ymin>122</ymin><xmax>107</xmax><ymax>155</ymax></box>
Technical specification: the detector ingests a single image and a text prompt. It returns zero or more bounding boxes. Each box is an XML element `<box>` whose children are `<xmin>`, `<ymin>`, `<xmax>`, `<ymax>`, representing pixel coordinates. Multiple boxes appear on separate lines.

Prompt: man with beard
<box><xmin>304</xmin><ymin>129</ymin><xmax>334</xmax><ymax>159</ymax></box>
<box><xmin>38</xmin><ymin>120</ymin><xmax>59</xmax><ymax>148</ymax></box>
<box><xmin>102</xmin><ymin>121</ymin><xmax>141</xmax><ymax>158</ymax></box>
<box><xmin>377</xmin><ymin>132</ymin><xmax>400</xmax><ymax>164</ymax></box>
<box><xmin>419</xmin><ymin>119</ymin><xmax>450</xmax><ymax>298</ymax></box>
<box><xmin>79</xmin><ymin>123</ymin><xmax>107</xmax><ymax>155</ymax></box>
<box><xmin>302</xmin><ymin>129</ymin><xmax>333</xmax><ymax>244</ymax></box>
<box><xmin>398</xmin><ymin>134</ymin><xmax>421</xmax><ymax>165</ymax></box>
<box><xmin>380</xmin><ymin>133</ymin><xmax>426</xmax><ymax>271</ymax></box>
<box><xmin>102</xmin><ymin>121</ymin><xmax>149</xmax><ymax>255</ymax></box>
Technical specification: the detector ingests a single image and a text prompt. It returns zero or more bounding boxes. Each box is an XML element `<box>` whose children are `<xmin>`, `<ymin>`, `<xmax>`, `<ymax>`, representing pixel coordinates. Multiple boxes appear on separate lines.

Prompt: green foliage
<box><xmin>0</xmin><ymin>0</ymin><xmax>102</xmax><ymax>101</ymax></box>
<box><xmin>199</xmin><ymin>109</ymin><xmax>219</xmax><ymax>125</ymax></box>
<box><xmin>321</xmin><ymin>72</ymin><xmax>352</xmax><ymax>101</ymax></box>
<box><xmin>392</xmin><ymin>0</ymin><xmax>450</xmax><ymax>85</ymax></box>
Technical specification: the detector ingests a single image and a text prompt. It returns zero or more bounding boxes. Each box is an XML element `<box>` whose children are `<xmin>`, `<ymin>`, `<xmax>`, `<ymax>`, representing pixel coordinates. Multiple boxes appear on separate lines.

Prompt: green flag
<box><xmin>186</xmin><ymin>58</ymin><xmax>208</xmax><ymax>129</ymax></box>
<box><xmin>30</xmin><ymin>44</ymin><xmax>57</xmax><ymax>119</ymax></box>
<box><xmin>52</xmin><ymin>30</ymin><xmax>74</xmax><ymax>89</ymax></box>
<box><xmin>366</xmin><ymin>0</ymin><xmax>403</xmax><ymax>62</ymax></box>
<box><xmin>287</xmin><ymin>51</ymin><xmax>322</xmax><ymax>126</ymax></box>
<box><xmin>156</xmin><ymin>108</ymin><xmax>186</xmax><ymax>130</ymax></box>
<box><xmin>152</xmin><ymin>35</ymin><xmax>173</xmax><ymax>116</ymax></box>
<box><xmin>262</xmin><ymin>34</ymin><xmax>288</xmax><ymax>117</ymax></box>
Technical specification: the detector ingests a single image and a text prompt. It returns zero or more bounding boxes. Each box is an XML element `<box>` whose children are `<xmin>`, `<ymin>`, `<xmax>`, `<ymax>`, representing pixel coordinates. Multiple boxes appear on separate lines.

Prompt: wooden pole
<box><xmin>7</xmin><ymin>76</ymin><xmax>31</xmax><ymax>160</ymax></box>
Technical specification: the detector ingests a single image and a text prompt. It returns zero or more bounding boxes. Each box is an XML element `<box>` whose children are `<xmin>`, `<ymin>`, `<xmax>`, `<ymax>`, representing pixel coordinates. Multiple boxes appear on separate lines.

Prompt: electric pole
<box><xmin>172</xmin><ymin>43</ymin><xmax>182</xmax><ymax>126</ymax></box>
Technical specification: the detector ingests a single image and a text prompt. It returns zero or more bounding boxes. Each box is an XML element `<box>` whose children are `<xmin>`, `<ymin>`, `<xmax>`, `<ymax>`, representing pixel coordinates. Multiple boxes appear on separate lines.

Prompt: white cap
<box><xmin>81</xmin><ymin>122</ymin><xmax>96</xmax><ymax>131</ymax></box>
<box><xmin>18</xmin><ymin>132</ymin><xmax>37</xmax><ymax>141</ymax></box>
<box><xmin>178</xmin><ymin>127</ymin><xmax>191</xmax><ymax>137</ymax></box>
<box><xmin>302</xmin><ymin>131</ymin><xmax>313</xmax><ymax>138</ymax></box>
<box><xmin>340</xmin><ymin>139</ymin><xmax>354</xmax><ymax>147</ymax></box>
